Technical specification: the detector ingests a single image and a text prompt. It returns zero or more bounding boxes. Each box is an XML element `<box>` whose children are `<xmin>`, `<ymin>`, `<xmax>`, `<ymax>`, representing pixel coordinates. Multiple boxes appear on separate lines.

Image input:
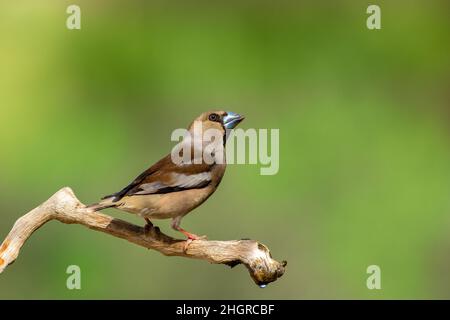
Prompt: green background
<box><xmin>1</xmin><ymin>0</ymin><xmax>450</xmax><ymax>299</ymax></box>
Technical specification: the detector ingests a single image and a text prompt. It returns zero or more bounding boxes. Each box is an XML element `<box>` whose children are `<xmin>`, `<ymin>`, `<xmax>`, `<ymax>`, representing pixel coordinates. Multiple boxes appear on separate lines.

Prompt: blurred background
<box><xmin>0</xmin><ymin>0</ymin><xmax>450</xmax><ymax>299</ymax></box>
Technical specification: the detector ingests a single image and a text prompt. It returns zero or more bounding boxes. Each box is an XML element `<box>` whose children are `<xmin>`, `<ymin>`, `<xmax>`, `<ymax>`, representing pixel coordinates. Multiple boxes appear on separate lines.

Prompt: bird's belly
<box><xmin>118</xmin><ymin>188</ymin><xmax>213</xmax><ymax>220</ymax></box>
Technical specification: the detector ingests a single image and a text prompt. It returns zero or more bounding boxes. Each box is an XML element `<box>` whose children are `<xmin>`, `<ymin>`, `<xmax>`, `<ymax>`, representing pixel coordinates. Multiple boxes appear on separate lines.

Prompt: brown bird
<box><xmin>88</xmin><ymin>110</ymin><xmax>244</xmax><ymax>246</ymax></box>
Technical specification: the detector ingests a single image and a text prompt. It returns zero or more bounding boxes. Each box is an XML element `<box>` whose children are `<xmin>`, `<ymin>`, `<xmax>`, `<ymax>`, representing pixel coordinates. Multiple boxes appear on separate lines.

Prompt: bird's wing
<box><xmin>103</xmin><ymin>154</ymin><xmax>214</xmax><ymax>201</ymax></box>
<box><xmin>133</xmin><ymin>171</ymin><xmax>212</xmax><ymax>195</ymax></box>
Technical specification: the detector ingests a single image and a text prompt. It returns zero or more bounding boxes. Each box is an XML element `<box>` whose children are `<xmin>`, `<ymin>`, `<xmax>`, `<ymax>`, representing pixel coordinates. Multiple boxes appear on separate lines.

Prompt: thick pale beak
<box><xmin>223</xmin><ymin>111</ymin><xmax>244</xmax><ymax>129</ymax></box>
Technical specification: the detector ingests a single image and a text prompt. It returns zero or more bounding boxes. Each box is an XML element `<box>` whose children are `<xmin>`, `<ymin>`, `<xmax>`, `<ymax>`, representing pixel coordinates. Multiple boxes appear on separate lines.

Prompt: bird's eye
<box><xmin>208</xmin><ymin>113</ymin><xmax>220</xmax><ymax>122</ymax></box>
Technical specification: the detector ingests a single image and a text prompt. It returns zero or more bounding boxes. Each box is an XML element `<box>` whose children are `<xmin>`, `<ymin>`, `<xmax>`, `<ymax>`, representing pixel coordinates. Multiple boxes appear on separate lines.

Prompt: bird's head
<box><xmin>188</xmin><ymin>110</ymin><xmax>245</xmax><ymax>134</ymax></box>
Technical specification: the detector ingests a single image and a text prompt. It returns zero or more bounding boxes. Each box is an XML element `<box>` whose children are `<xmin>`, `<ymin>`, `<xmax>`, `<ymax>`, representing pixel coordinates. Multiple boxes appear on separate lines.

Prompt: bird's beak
<box><xmin>223</xmin><ymin>111</ymin><xmax>244</xmax><ymax>129</ymax></box>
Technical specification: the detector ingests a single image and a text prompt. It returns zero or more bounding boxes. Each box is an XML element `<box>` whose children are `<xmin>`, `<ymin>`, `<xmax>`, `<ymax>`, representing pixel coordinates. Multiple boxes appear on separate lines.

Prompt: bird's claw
<box><xmin>183</xmin><ymin>238</ymin><xmax>193</xmax><ymax>252</ymax></box>
<box><xmin>144</xmin><ymin>219</ymin><xmax>154</xmax><ymax>235</ymax></box>
<box><xmin>183</xmin><ymin>235</ymin><xmax>207</xmax><ymax>253</ymax></box>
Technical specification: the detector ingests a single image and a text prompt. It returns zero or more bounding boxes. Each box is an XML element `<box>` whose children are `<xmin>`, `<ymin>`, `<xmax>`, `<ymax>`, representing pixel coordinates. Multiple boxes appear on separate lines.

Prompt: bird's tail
<box><xmin>86</xmin><ymin>197</ymin><xmax>117</xmax><ymax>211</ymax></box>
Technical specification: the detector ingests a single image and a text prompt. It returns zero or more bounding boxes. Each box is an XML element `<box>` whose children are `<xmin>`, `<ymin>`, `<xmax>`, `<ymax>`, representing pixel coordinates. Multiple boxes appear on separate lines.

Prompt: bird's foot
<box><xmin>182</xmin><ymin>232</ymin><xmax>207</xmax><ymax>253</ymax></box>
<box><xmin>173</xmin><ymin>226</ymin><xmax>207</xmax><ymax>252</ymax></box>
<box><xmin>144</xmin><ymin>218</ymin><xmax>154</xmax><ymax>234</ymax></box>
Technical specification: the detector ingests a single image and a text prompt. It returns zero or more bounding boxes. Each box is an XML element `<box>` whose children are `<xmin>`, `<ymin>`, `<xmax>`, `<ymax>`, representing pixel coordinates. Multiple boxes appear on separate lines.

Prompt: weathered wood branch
<box><xmin>0</xmin><ymin>187</ymin><xmax>286</xmax><ymax>286</ymax></box>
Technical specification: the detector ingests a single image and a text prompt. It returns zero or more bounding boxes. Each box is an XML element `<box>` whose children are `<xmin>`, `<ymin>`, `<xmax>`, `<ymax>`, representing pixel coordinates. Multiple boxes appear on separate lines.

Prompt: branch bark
<box><xmin>0</xmin><ymin>187</ymin><xmax>286</xmax><ymax>286</ymax></box>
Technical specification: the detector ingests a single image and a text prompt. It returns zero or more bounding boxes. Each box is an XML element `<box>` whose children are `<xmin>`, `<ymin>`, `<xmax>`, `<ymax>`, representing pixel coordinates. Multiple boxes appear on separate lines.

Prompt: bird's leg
<box><xmin>171</xmin><ymin>217</ymin><xmax>206</xmax><ymax>252</ymax></box>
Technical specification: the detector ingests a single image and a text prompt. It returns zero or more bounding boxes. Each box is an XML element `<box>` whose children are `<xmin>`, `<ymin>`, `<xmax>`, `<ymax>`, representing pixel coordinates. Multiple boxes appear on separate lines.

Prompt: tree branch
<box><xmin>0</xmin><ymin>187</ymin><xmax>286</xmax><ymax>286</ymax></box>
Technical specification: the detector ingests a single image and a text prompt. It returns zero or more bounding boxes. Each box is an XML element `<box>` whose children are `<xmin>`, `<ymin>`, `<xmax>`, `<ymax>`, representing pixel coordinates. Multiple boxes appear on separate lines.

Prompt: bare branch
<box><xmin>0</xmin><ymin>187</ymin><xmax>286</xmax><ymax>286</ymax></box>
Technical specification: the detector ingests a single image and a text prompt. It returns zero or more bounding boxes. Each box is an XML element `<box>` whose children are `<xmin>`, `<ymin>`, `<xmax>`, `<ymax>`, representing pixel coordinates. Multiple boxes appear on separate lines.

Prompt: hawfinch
<box><xmin>89</xmin><ymin>110</ymin><xmax>244</xmax><ymax>244</ymax></box>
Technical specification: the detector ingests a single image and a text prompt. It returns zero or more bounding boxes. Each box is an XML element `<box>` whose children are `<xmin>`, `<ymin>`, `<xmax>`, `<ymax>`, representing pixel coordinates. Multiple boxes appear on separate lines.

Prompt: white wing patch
<box><xmin>134</xmin><ymin>172</ymin><xmax>211</xmax><ymax>195</ymax></box>
<box><xmin>172</xmin><ymin>172</ymin><xmax>211</xmax><ymax>188</ymax></box>
<box><xmin>135</xmin><ymin>182</ymin><xmax>166</xmax><ymax>194</ymax></box>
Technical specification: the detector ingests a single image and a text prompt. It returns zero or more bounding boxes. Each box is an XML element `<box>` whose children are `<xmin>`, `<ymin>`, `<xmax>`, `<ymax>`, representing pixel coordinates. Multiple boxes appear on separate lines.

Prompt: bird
<box><xmin>88</xmin><ymin>110</ymin><xmax>244</xmax><ymax>247</ymax></box>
